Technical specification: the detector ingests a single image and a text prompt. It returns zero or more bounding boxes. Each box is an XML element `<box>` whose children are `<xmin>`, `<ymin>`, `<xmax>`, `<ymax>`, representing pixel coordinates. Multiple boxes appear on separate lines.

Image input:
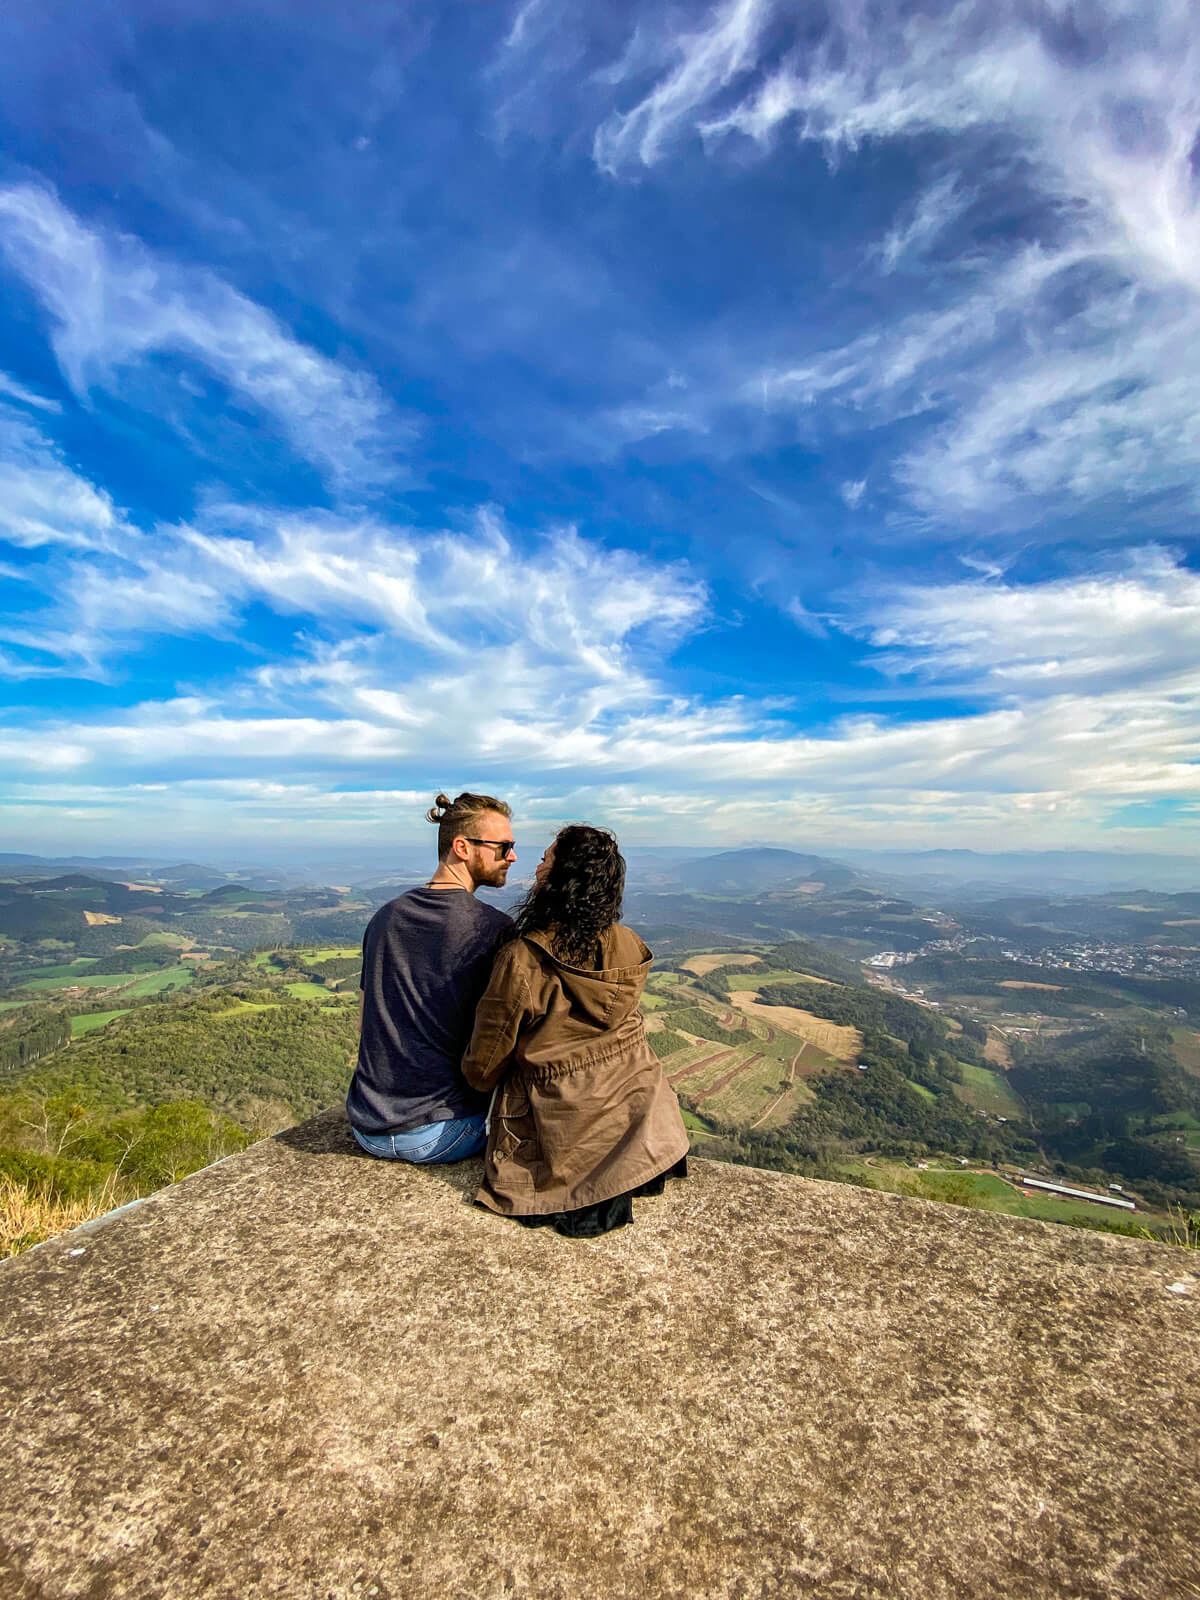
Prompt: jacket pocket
<box><xmin>492</xmin><ymin>1081</ymin><xmax>537</xmax><ymax>1167</ymax></box>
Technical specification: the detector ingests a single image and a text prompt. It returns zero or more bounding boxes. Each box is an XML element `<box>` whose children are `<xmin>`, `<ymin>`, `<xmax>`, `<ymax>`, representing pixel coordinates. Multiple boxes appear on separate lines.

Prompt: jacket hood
<box><xmin>523</xmin><ymin>925</ymin><xmax>652</xmax><ymax>1028</ymax></box>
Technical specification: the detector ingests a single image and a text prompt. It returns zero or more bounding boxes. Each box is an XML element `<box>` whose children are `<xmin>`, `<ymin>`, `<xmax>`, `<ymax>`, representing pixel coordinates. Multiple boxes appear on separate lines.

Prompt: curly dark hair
<box><xmin>511</xmin><ymin>824</ymin><xmax>625</xmax><ymax>969</ymax></box>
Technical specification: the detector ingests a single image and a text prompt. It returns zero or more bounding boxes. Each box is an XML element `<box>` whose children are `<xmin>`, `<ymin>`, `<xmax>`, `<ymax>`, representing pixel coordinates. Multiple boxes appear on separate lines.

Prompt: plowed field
<box><xmin>694</xmin><ymin>1052</ymin><xmax>765</xmax><ymax>1104</ymax></box>
<box><xmin>668</xmin><ymin>1049</ymin><xmax>736</xmax><ymax>1089</ymax></box>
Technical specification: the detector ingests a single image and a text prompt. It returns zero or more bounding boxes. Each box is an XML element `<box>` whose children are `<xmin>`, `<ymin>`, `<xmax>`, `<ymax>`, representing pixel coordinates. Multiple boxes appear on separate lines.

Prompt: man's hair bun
<box><xmin>425</xmin><ymin>790</ymin><xmax>512</xmax><ymax>859</ymax></box>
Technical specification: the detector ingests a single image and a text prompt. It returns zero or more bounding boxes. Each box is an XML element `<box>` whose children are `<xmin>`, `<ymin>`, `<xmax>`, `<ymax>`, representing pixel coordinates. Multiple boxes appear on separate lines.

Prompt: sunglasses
<box><xmin>465</xmin><ymin>837</ymin><xmax>517</xmax><ymax>856</ymax></box>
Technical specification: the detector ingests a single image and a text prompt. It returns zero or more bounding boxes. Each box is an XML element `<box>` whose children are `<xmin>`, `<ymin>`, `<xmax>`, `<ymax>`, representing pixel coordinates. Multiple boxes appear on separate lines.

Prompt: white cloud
<box><xmin>839</xmin><ymin>478</ymin><xmax>866</xmax><ymax>510</ymax></box>
<box><xmin>785</xmin><ymin>597</ymin><xmax>828</xmax><ymax>638</ymax></box>
<box><xmin>873</xmin><ymin>174</ymin><xmax>972</xmax><ymax>275</ymax></box>
<box><xmin>0</xmin><ymin>496</ymin><xmax>709</xmax><ymax>706</ymax></box>
<box><xmin>0</xmin><ymin>372</ymin><xmax>60</xmax><ymax>412</ymax></box>
<box><xmin>594</xmin><ymin>0</ymin><xmax>772</xmax><ymax>174</ymax></box>
<box><xmin>0</xmin><ymin>403</ymin><xmax>125</xmax><ymax>552</ymax></box>
<box><xmin>4</xmin><ymin>661</ymin><xmax>1197</xmax><ymax>849</ymax></box>
<box><xmin>0</xmin><ymin>185</ymin><xmax>402</xmax><ymax>488</ymax></box>
<box><xmin>180</xmin><ymin>511</ymin><xmax>444</xmax><ymax>651</ymax></box>
<box><xmin>854</xmin><ymin>547</ymin><xmax>1200</xmax><ymax>696</ymax></box>
<box><xmin>6</xmin><ymin>496</ymin><xmax>1198</xmax><ymax>842</ymax></box>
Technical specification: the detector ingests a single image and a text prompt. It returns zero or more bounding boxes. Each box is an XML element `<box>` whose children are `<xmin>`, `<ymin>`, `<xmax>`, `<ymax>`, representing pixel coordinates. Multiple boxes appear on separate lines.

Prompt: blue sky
<box><xmin>1</xmin><ymin>0</ymin><xmax>1199</xmax><ymax>859</ymax></box>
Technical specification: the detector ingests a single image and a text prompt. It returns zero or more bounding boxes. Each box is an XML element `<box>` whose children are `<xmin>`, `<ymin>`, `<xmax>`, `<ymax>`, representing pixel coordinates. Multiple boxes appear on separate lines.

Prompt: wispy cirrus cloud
<box><xmin>0</xmin><ymin>372</ymin><xmax>60</xmax><ymax>412</ymax></box>
<box><xmin>576</xmin><ymin>0</ymin><xmax>1200</xmax><ymax>524</ymax></box>
<box><xmin>3</xmin><ymin>525</ymin><xmax>1198</xmax><ymax>850</ymax></box>
<box><xmin>873</xmin><ymin>173</ymin><xmax>973</xmax><ymax>276</ymax></box>
<box><xmin>0</xmin><ymin>494</ymin><xmax>710</xmax><ymax>709</ymax></box>
<box><xmin>0</xmin><ymin>185</ymin><xmax>404</xmax><ymax>490</ymax></box>
<box><xmin>593</xmin><ymin>0</ymin><xmax>772</xmax><ymax>174</ymax></box>
<box><xmin>852</xmin><ymin>546</ymin><xmax>1200</xmax><ymax>698</ymax></box>
<box><xmin>0</xmin><ymin>401</ymin><xmax>126</xmax><ymax>553</ymax></box>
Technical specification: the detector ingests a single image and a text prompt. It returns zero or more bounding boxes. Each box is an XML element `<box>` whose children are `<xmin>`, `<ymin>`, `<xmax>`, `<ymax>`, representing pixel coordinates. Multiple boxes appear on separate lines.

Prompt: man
<box><xmin>346</xmin><ymin>791</ymin><xmax>517</xmax><ymax>1164</ymax></box>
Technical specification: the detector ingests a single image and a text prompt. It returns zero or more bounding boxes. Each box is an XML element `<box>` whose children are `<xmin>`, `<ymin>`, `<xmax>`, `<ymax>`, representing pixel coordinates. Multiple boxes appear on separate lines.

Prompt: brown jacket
<box><xmin>462</xmin><ymin>925</ymin><xmax>689</xmax><ymax>1217</ymax></box>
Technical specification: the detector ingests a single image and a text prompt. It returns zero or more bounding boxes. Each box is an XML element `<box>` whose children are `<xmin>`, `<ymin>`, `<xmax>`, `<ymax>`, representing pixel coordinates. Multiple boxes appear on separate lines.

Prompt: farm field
<box><xmin>26</xmin><ymin>959</ymin><xmax>99</xmax><ymax>979</ymax></box>
<box><xmin>680</xmin><ymin>1108</ymin><xmax>715</xmax><ymax>1134</ymax></box>
<box><xmin>120</xmin><ymin>966</ymin><xmax>195</xmax><ymax>997</ymax></box>
<box><xmin>726</xmin><ymin>989</ymin><xmax>860</xmax><ymax>1064</ymax></box>
<box><xmin>707</xmin><ymin>966</ymin><xmax>833</xmax><ymax>992</ymax></box>
<box><xmin>840</xmin><ymin>1161</ymin><xmax>1157</xmax><ymax>1229</ymax></box>
<box><xmin>680</xmin><ymin>952</ymin><xmax>765</xmax><ymax>977</ymax></box>
<box><xmin>666</xmin><ymin>1011</ymin><xmax>824</xmax><ymax>1129</ymax></box>
<box><xmin>70</xmin><ymin>1009</ymin><xmax>131</xmax><ymax>1036</ymax></box>
<box><xmin>1153</xmin><ymin>1112</ymin><xmax>1200</xmax><ymax>1150</ymax></box>
<box><xmin>983</xmin><ymin>1031</ymin><xmax>1013</xmax><ymax>1068</ymax></box>
<box><xmin>21</xmin><ymin>972</ymin><xmax>131</xmax><ymax>992</ymax></box>
<box><xmin>953</xmin><ymin>1062</ymin><xmax>1025</xmax><ymax>1118</ymax></box>
<box><xmin>285</xmin><ymin>981</ymin><xmax>351</xmax><ymax>1001</ymax></box>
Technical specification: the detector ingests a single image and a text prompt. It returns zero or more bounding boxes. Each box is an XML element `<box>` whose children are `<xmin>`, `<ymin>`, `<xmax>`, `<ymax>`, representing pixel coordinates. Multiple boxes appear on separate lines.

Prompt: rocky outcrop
<box><xmin>1</xmin><ymin>1109</ymin><xmax>1196</xmax><ymax>1599</ymax></box>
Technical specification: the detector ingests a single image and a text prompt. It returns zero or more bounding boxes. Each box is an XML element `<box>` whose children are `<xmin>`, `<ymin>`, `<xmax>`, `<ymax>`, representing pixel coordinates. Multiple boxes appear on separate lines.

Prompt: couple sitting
<box><xmin>346</xmin><ymin>791</ymin><xmax>688</xmax><ymax>1237</ymax></box>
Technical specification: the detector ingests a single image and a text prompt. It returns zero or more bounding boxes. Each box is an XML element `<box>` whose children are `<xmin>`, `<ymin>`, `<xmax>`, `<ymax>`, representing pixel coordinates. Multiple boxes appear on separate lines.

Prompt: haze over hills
<box><xmin>671</xmin><ymin>849</ymin><xmax>858</xmax><ymax>895</ymax></box>
<box><xmin>837</xmin><ymin>849</ymin><xmax>1200</xmax><ymax>896</ymax></box>
<box><xmin>7</xmin><ymin>845</ymin><xmax>1200</xmax><ymax>897</ymax></box>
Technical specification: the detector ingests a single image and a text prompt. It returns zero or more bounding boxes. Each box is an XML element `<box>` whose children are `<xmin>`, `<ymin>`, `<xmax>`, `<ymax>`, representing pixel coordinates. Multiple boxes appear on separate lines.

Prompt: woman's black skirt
<box><xmin>513</xmin><ymin>1155</ymin><xmax>688</xmax><ymax>1238</ymax></box>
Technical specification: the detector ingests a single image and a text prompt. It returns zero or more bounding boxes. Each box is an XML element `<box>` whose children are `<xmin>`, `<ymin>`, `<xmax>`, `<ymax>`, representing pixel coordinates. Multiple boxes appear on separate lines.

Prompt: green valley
<box><xmin>3</xmin><ymin>858</ymin><xmax>1199</xmax><ymax>1256</ymax></box>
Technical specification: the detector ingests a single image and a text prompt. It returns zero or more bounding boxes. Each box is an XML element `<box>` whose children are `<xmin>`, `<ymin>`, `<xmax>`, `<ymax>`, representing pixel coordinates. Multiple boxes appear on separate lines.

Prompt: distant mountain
<box><xmin>675</xmin><ymin>848</ymin><xmax>857</xmax><ymax>895</ymax></box>
<box><xmin>22</xmin><ymin>873</ymin><xmax>110</xmax><ymax>892</ymax></box>
<box><xmin>0</xmin><ymin>854</ymin><xmax>307</xmax><ymax>892</ymax></box>
<box><xmin>840</xmin><ymin>848</ymin><xmax>1200</xmax><ymax>895</ymax></box>
<box><xmin>199</xmin><ymin>884</ymin><xmax>268</xmax><ymax>904</ymax></box>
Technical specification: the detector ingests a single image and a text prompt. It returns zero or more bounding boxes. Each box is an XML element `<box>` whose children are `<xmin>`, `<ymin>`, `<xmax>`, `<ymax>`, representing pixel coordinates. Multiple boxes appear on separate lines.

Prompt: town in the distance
<box><xmin>3</xmin><ymin>843</ymin><xmax>1199</xmax><ymax>1255</ymax></box>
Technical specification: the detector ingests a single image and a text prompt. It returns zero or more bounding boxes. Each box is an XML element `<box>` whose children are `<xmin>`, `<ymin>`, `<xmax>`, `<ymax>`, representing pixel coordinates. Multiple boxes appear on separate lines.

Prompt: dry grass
<box><xmin>705</xmin><ymin>1057</ymin><xmax>808</xmax><ymax>1125</ymax></box>
<box><xmin>726</xmin><ymin>991</ymin><xmax>861</xmax><ymax>1064</ymax></box>
<box><xmin>1</xmin><ymin>1175</ymin><xmax>127</xmax><ymax>1259</ymax></box>
<box><xmin>82</xmin><ymin>911</ymin><xmax>121</xmax><ymax>926</ymax></box>
<box><xmin>997</xmin><ymin>980</ymin><xmax>1064</xmax><ymax>992</ymax></box>
<box><xmin>680</xmin><ymin>953</ymin><xmax>764</xmax><ymax>977</ymax></box>
<box><xmin>983</xmin><ymin>1031</ymin><xmax>1014</xmax><ymax>1069</ymax></box>
<box><xmin>749</xmin><ymin>1082</ymin><xmax>816</xmax><ymax>1129</ymax></box>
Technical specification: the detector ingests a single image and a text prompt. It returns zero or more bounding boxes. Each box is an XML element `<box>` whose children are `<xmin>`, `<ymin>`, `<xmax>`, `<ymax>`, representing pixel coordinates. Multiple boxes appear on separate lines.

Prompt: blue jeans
<box><xmin>351</xmin><ymin>1112</ymin><xmax>487</xmax><ymax>1165</ymax></box>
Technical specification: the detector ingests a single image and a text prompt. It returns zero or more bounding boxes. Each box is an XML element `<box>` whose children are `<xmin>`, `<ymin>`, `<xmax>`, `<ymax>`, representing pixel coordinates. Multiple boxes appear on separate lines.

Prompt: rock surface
<box><xmin>1</xmin><ymin>1109</ymin><xmax>1197</xmax><ymax>1599</ymax></box>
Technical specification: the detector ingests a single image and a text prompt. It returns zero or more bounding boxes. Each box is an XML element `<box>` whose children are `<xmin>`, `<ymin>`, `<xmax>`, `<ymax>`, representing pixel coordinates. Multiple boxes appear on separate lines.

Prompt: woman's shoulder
<box><xmin>604</xmin><ymin>924</ymin><xmax>653</xmax><ymax>966</ymax></box>
<box><xmin>493</xmin><ymin>930</ymin><xmax>553</xmax><ymax>971</ymax></box>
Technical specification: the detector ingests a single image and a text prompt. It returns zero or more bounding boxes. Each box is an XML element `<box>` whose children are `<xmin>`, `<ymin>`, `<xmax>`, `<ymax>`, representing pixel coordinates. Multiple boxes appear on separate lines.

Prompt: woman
<box><xmin>462</xmin><ymin>824</ymin><xmax>689</xmax><ymax>1236</ymax></box>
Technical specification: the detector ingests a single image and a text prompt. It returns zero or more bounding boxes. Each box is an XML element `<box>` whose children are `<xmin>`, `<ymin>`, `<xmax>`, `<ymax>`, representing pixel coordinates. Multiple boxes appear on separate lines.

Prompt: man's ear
<box><xmin>450</xmin><ymin>835</ymin><xmax>471</xmax><ymax>862</ymax></box>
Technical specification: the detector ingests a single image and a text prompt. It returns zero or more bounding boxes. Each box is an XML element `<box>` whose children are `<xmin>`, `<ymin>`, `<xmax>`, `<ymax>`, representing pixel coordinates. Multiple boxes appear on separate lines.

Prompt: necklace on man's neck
<box><xmin>425</xmin><ymin>861</ymin><xmax>474</xmax><ymax>892</ymax></box>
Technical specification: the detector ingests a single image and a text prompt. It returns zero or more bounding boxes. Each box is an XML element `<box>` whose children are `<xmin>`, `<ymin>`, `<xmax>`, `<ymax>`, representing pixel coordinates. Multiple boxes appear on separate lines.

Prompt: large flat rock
<box><xmin>1</xmin><ymin>1109</ymin><xmax>1197</xmax><ymax>1599</ymax></box>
